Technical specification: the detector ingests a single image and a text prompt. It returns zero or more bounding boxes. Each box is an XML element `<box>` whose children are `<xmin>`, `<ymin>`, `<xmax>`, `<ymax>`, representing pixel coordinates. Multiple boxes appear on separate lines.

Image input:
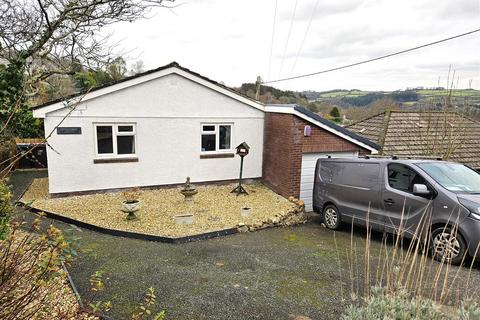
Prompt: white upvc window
<box><xmin>201</xmin><ymin>123</ymin><xmax>233</xmax><ymax>153</ymax></box>
<box><xmin>94</xmin><ymin>123</ymin><xmax>136</xmax><ymax>158</ymax></box>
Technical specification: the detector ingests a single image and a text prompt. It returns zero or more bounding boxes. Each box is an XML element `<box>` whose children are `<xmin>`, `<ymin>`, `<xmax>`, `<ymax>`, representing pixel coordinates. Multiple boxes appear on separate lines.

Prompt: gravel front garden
<box><xmin>20</xmin><ymin>178</ymin><xmax>303</xmax><ymax>238</ymax></box>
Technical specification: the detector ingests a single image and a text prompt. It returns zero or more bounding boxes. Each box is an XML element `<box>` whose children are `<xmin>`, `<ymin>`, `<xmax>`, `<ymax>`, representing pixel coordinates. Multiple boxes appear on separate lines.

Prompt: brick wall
<box><xmin>262</xmin><ymin>113</ymin><xmax>301</xmax><ymax>198</ymax></box>
<box><xmin>263</xmin><ymin>113</ymin><xmax>371</xmax><ymax>198</ymax></box>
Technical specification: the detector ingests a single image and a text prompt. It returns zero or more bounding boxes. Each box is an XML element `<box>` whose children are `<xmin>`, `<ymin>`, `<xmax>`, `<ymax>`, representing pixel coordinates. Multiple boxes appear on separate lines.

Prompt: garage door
<box><xmin>300</xmin><ymin>152</ymin><xmax>358</xmax><ymax>212</ymax></box>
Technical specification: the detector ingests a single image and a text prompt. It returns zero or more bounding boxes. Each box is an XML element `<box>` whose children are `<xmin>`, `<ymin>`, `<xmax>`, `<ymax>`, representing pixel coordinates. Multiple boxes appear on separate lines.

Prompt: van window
<box><xmin>417</xmin><ymin>162</ymin><xmax>480</xmax><ymax>194</ymax></box>
<box><xmin>339</xmin><ymin>163</ymin><xmax>380</xmax><ymax>188</ymax></box>
<box><xmin>319</xmin><ymin>162</ymin><xmax>342</xmax><ymax>183</ymax></box>
<box><xmin>320</xmin><ymin>162</ymin><xmax>379</xmax><ymax>188</ymax></box>
<box><xmin>388</xmin><ymin>163</ymin><xmax>427</xmax><ymax>193</ymax></box>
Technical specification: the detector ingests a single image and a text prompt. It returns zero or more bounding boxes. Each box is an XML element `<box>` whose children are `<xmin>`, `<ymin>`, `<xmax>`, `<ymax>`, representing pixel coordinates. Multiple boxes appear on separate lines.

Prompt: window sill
<box><xmin>93</xmin><ymin>157</ymin><xmax>138</xmax><ymax>164</ymax></box>
<box><xmin>200</xmin><ymin>153</ymin><xmax>235</xmax><ymax>159</ymax></box>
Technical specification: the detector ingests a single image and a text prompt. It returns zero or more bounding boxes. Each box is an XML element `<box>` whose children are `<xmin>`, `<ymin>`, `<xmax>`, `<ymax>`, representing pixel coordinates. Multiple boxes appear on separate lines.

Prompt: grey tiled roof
<box><xmin>346</xmin><ymin>111</ymin><xmax>480</xmax><ymax>168</ymax></box>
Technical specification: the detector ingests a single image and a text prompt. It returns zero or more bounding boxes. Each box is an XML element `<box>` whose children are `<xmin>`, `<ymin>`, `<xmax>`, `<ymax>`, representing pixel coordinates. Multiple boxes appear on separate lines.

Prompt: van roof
<box><xmin>318</xmin><ymin>157</ymin><xmax>458</xmax><ymax>166</ymax></box>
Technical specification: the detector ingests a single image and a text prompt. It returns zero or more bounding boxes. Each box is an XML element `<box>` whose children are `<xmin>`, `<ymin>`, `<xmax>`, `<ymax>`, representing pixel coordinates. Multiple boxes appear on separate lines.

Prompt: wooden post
<box><xmin>231</xmin><ymin>155</ymin><xmax>248</xmax><ymax>195</ymax></box>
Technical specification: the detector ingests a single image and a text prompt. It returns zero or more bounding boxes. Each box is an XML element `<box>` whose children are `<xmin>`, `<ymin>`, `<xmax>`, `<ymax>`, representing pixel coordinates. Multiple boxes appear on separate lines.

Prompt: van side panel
<box><xmin>313</xmin><ymin>159</ymin><xmax>384</xmax><ymax>229</ymax></box>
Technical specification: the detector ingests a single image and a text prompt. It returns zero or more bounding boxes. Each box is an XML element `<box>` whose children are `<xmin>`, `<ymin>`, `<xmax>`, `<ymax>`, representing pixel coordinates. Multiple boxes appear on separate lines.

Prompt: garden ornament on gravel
<box><xmin>231</xmin><ymin>142</ymin><xmax>250</xmax><ymax>196</ymax></box>
<box><xmin>180</xmin><ymin>177</ymin><xmax>198</xmax><ymax>203</ymax></box>
<box><xmin>121</xmin><ymin>187</ymin><xmax>141</xmax><ymax>220</ymax></box>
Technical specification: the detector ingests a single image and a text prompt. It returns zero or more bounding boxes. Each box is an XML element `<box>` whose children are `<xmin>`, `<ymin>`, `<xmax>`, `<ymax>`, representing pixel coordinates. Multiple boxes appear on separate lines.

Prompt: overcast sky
<box><xmin>106</xmin><ymin>0</ymin><xmax>480</xmax><ymax>91</ymax></box>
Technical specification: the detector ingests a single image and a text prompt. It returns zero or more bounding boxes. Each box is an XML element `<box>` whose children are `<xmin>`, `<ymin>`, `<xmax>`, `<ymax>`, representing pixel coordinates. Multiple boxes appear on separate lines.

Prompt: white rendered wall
<box><xmin>43</xmin><ymin>74</ymin><xmax>264</xmax><ymax>194</ymax></box>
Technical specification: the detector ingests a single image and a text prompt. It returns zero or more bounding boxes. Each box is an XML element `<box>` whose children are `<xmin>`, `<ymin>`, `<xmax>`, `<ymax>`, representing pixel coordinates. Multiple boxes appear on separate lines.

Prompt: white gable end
<box><xmin>33</xmin><ymin>67</ymin><xmax>264</xmax><ymax>118</ymax></box>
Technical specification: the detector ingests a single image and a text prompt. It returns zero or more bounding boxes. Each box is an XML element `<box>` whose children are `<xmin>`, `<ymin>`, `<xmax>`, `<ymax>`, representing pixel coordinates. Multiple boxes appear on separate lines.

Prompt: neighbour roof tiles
<box><xmin>346</xmin><ymin>110</ymin><xmax>480</xmax><ymax>168</ymax></box>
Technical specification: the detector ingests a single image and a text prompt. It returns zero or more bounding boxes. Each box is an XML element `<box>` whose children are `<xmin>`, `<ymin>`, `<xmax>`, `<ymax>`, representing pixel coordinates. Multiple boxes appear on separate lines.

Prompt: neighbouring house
<box><xmin>347</xmin><ymin>110</ymin><xmax>480</xmax><ymax>170</ymax></box>
<box><xmin>15</xmin><ymin>139</ymin><xmax>48</xmax><ymax>169</ymax></box>
<box><xmin>33</xmin><ymin>62</ymin><xmax>379</xmax><ymax>211</ymax></box>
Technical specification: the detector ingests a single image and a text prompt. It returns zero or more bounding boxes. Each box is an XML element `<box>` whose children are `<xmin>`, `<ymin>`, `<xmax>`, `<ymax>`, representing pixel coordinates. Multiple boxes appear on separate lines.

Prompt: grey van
<box><xmin>312</xmin><ymin>157</ymin><xmax>480</xmax><ymax>265</ymax></box>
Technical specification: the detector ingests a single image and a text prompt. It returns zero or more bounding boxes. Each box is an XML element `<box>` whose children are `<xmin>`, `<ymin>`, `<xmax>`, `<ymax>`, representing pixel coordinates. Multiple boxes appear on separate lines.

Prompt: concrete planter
<box><xmin>240</xmin><ymin>207</ymin><xmax>251</xmax><ymax>218</ymax></box>
<box><xmin>174</xmin><ymin>214</ymin><xmax>194</xmax><ymax>225</ymax></box>
<box><xmin>122</xmin><ymin>200</ymin><xmax>140</xmax><ymax>213</ymax></box>
<box><xmin>122</xmin><ymin>200</ymin><xmax>141</xmax><ymax>220</ymax></box>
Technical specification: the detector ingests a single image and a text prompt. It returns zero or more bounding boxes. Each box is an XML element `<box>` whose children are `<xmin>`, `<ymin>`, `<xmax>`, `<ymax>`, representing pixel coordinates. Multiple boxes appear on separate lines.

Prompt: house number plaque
<box><xmin>57</xmin><ymin>127</ymin><xmax>82</xmax><ymax>135</ymax></box>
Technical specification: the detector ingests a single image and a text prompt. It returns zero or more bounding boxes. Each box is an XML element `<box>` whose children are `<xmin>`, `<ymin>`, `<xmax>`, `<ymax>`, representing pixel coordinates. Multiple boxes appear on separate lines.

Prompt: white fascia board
<box><xmin>33</xmin><ymin>67</ymin><xmax>265</xmax><ymax>118</ymax></box>
<box><xmin>265</xmin><ymin>105</ymin><xmax>379</xmax><ymax>154</ymax></box>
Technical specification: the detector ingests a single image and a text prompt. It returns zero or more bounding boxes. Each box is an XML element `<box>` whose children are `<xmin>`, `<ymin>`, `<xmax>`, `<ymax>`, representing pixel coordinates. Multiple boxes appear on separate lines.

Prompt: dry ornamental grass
<box><xmin>21</xmin><ymin>178</ymin><xmax>296</xmax><ymax>238</ymax></box>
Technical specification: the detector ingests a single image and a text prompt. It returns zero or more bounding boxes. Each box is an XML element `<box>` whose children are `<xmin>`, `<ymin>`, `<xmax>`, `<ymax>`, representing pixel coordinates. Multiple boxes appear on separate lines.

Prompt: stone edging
<box><xmin>16</xmin><ymin>202</ymin><xmax>238</xmax><ymax>244</ymax></box>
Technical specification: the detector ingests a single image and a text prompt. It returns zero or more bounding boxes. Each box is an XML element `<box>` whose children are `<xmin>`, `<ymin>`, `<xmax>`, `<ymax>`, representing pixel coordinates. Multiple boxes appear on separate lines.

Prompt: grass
<box><xmin>20</xmin><ymin>178</ymin><xmax>296</xmax><ymax>238</ymax></box>
<box><xmin>336</xmin><ymin>205</ymin><xmax>480</xmax><ymax>318</ymax></box>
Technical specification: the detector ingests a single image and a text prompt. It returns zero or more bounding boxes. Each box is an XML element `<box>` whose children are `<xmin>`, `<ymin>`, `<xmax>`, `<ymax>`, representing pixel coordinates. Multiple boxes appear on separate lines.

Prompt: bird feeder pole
<box><xmin>231</xmin><ymin>142</ymin><xmax>250</xmax><ymax>196</ymax></box>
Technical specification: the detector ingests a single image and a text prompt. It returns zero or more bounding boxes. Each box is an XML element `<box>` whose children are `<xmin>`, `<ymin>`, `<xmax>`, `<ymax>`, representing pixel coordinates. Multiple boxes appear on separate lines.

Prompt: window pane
<box><xmin>202</xmin><ymin>125</ymin><xmax>215</xmax><ymax>132</ymax></box>
<box><xmin>96</xmin><ymin>126</ymin><xmax>113</xmax><ymax>154</ymax></box>
<box><xmin>219</xmin><ymin>125</ymin><xmax>231</xmax><ymax>150</ymax></box>
<box><xmin>118</xmin><ymin>125</ymin><xmax>134</xmax><ymax>132</ymax></box>
<box><xmin>388</xmin><ymin>164</ymin><xmax>426</xmax><ymax>193</ymax></box>
<box><xmin>117</xmin><ymin>135</ymin><xmax>135</xmax><ymax>154</ymax></box>
<box><xmin>201</xmin><ymin>134</ymin><xmax>216</xmax><ymax>151</ymax></box>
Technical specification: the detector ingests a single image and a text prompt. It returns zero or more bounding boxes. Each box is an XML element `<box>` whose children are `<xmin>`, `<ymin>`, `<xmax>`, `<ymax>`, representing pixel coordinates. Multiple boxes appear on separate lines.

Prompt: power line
<box><xmin>277</xmin><ymin>0</ymin><xmax>299</xmax><ymax>79</ymax></box>
<box><xmin>288</xmin><ymin>0</ymin><xmax>320</xmax><ymax>78</ymax></box>
<box><xmin>263</xmin><ymin>28</ymin><xmax>480</xmax><ymax>84</ymax></box>
<box><xmin>266</xmin><ymin>0</ymin><xmax>278</xmax><ymax>81</ymax></box>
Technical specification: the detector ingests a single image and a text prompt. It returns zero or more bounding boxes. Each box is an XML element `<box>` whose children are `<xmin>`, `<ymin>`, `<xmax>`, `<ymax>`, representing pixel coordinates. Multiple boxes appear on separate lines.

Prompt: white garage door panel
<box><xmin>300</xmin><ymin>152</ymin><xmax>357</xmax><ymax>212</ymax></box>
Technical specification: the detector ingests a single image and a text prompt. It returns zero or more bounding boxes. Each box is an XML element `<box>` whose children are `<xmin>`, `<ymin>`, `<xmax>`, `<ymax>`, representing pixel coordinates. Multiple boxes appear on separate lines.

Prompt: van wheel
<box><xmin>431</xmin><ymin>226</ymin><xmax>466</xmax><ymax>265</ymax></box>
<box><xmin>322</xmin><ymin>205</ymin><xmax>341</xmax><ymax>230</ymax></box>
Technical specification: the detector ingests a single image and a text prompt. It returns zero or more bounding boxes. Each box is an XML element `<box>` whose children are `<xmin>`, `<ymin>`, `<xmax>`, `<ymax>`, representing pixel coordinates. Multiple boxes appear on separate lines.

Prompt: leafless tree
<box><xmin>0</xmin><ymin>0</ymin><xmax>175</xmax><ymax>88</ymax></box>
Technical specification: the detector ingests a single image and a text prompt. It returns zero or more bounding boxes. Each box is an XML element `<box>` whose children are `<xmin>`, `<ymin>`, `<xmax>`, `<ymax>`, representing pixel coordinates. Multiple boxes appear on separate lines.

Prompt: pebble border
<box><xmin>16</xmin><ymin>202</ymin><xmax>239</xmax><ymax>244</ymax></box>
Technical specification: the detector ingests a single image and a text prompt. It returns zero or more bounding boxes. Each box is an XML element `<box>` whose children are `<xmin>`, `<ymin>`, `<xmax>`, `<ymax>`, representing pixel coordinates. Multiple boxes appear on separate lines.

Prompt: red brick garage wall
<box><xmin>263</xmin><ymin>113</ymin><xmax>371</xmax><ymax>198</ymax></box>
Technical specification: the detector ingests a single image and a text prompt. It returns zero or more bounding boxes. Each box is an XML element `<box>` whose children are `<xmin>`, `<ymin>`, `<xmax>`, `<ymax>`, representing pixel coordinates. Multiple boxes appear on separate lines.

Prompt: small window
<box><xmin>201</xmin><ymin>124</ymin><xmax>232</xmax><ymax>153</ymax></box>
<box><xmin>219</xmin><ymin>125</ymin><xmax>231</xmax><ymax>150</ymax></box>
<box><xmin>388</xmin><ymin>163</ymin><xmax>427</xmax><ymax>193</ymax></box>
<box><xmin>96</xmin><ymin>126</ymin><xmax>114</xmax><ymax>154</ymax></box>
<box><xmin>202</xmin><ymin>125</ymin><xmax>215</xmax><ymax>132</ymax></box>
<box><xmin>95</xmin><ymin>123</ymin><xmax>136</xmax><ymax>157</ymax></box>
<box><xmin>201</xmin><ymin>134</ymin><xmax>216</xmax><ymax>152</ymax></box>
<box><xmin>117</xmin><ymin>136</ymin><xmax>135</xmax><ymax>154</ymax></box>
<box><xmin>118</xmin><ymin>125</ymin><xmax>134</xmax><ymax>132</ymax></box>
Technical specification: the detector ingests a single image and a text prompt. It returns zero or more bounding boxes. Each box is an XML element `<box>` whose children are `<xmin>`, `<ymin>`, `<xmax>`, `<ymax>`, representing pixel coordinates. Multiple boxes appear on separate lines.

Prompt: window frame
<box><xmin>94</xmin><ymin>123</ymin><xmax>137</xmax><ymax>159</ymax></box>
<box><xmin>386</xmin><ymin>163</ymin><xmax>432</xmax><ymax>195</ymax></box>
<box><xmin>200</xmin><ymin>123</ymin><xmax>233</xmax><ymax>154</ymax></box>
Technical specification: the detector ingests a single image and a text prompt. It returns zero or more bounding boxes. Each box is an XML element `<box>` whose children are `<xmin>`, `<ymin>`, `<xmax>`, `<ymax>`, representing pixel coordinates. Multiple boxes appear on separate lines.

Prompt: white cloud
<box><xmin>104</xmin><ymin>0</ymin><xmax>480</xmax><ymax>91</ymax></box>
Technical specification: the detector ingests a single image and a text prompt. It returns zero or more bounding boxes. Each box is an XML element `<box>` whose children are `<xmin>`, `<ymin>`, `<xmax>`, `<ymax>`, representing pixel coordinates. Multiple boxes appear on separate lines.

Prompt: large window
<box><xmin>95</xmin><ymin>124</ymin><xmax>136</xmax><ymax>157</ymax></box>
<box><xmin>201</xmin><ymin>124</ymin><xmax>232</xmax><ymax>153</ymax></box>
<box><xmin>387</xmin><ymin>163</ymin><xmax>427</xmax><ymax>193</ymax></box>
<box><xmin>417</xmin><ymin>162</ymin><xmax>480</xmax><ymax>194</ymax></box>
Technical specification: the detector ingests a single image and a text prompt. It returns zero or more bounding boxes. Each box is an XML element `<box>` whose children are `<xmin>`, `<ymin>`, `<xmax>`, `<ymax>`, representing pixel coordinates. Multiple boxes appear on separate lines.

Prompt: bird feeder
<box><xmin>231</xmin><ymin>142</ymin><xmax>250</xmax><ymax>196</ymax></box>
<box><xmin>235</xmin><ymin>142</ymin><xmax>250</xmax><ymax>157</ymax></box>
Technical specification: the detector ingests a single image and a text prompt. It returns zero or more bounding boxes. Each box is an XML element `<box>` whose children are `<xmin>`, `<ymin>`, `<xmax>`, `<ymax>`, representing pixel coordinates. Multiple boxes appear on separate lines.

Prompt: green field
<box><xmin>318</xmin><ymin>90</ymin><xmax>376</xmax><ymax>98</ymax></box>
<box><xmin>314</xmin><ymin>89</ymin><xmax>480</xmax><ymax>107</ymax></box>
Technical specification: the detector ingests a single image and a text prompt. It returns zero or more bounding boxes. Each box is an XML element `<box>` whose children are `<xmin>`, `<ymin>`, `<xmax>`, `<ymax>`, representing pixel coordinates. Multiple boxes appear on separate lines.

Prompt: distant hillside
<box><xmin>233</xmin><ymin>84</ymin><xmax>480</xmax><ymax>122</ymax></box>
<box><xmin>303</xmin><ymin>88</ymin><xmax>480</xmax><ymax>109</ymax></box>
<box><xmin>237</xmin><ymin>83</ymin><xmax>308</xmax><ymax>105</ymax></box>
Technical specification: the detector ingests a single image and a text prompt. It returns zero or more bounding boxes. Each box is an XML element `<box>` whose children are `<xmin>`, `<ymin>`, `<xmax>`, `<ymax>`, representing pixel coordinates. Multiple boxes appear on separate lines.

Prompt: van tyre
<box><xmin>322</xmin><ymin>205</ymin><xmax>342</xmax><ymax>230</ymax></box>
<box><xmin>431</xmin><ymin>226</ymin><xmax>466</xmax><ymax>265</ymax></box>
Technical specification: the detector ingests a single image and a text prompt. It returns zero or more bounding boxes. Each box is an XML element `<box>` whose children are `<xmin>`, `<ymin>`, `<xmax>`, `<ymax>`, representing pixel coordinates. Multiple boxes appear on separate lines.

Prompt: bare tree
<box><xmin>0</xmin><ymin>0</ymin><xmax>175</xmax><ymax>88</ymax></box>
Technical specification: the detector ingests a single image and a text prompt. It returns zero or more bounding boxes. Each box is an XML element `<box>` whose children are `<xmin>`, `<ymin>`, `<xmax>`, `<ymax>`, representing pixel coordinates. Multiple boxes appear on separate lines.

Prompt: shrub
<box><xmin>342</xmin><ymin>287</ymin><xmax>480</xmax><ymax>320</ymax></box>
<box><xmin>0</xmin><ymin>220</ymin><xmax>77</xmax><ymax>319</ymax></box>
<box><xmin>0</xmin><ymin>179</ymin><xmax>14</xmax><ymax>240</ymax></box>
<box><xmin>342</xmin><ymin>287</ymin><xmax>447</xmax><ymax>320</ymax></box>
<box><xmin>122</xmin><ymin>187</ymin><xmax>141</xmax><ymax>203</ymax></box>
